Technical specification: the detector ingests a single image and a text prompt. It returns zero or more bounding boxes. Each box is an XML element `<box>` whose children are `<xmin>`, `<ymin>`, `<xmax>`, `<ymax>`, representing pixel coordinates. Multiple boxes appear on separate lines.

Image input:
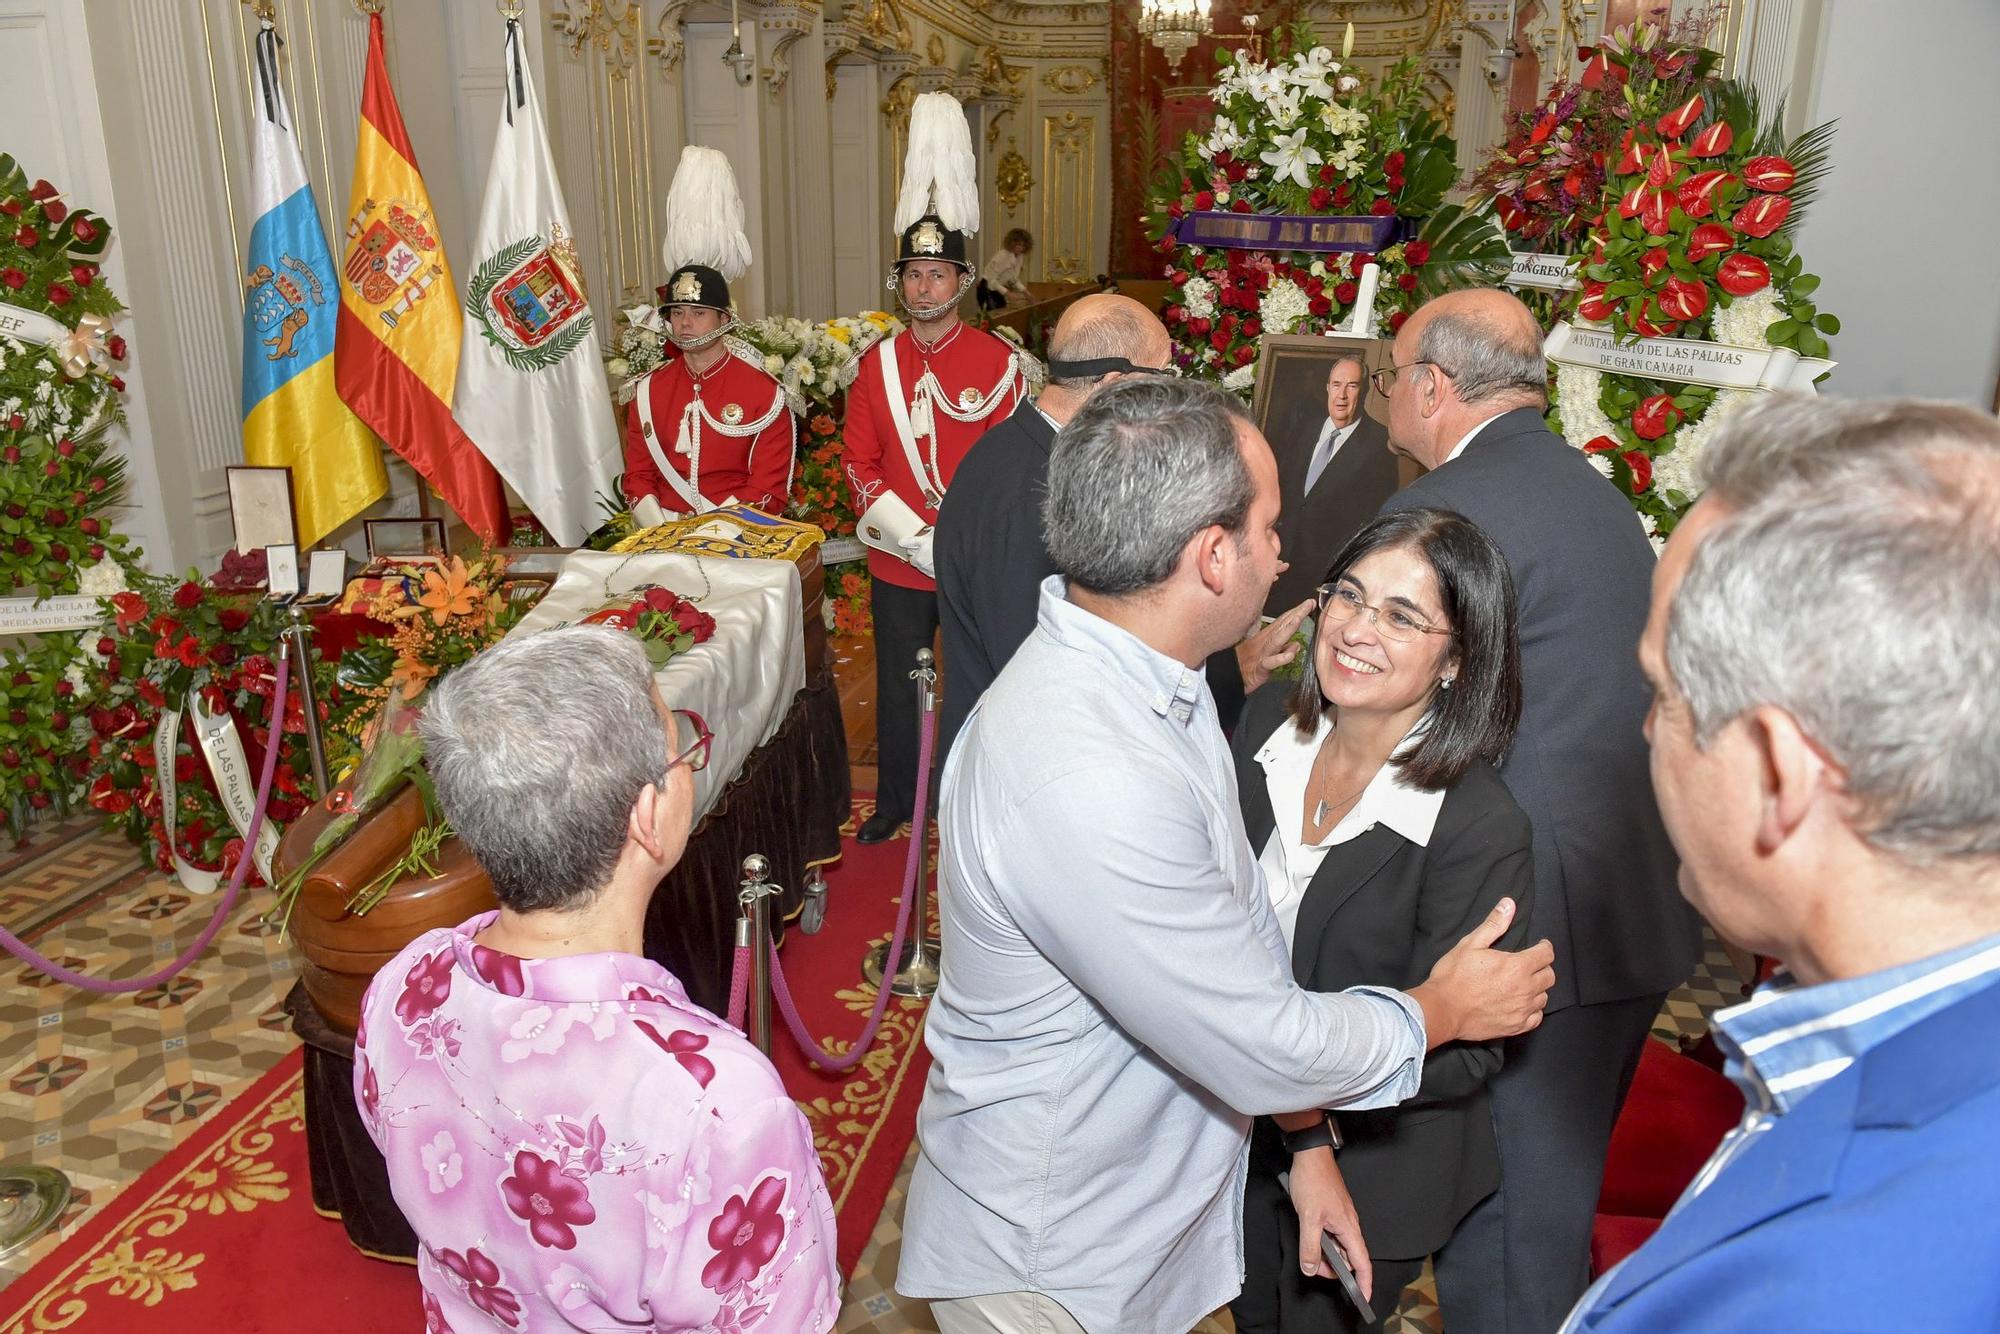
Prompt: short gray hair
<box><xmin>1043</xmin><ymin>376</ymin><xmax>1253</xmax><ymax>595</ymax></box>
<box><xmin>420</xmin><ymin>624</ymin><xmax>671</xmax><ymax>911</ymax></box>
<box><xmin>1416</xmin><ymin>306</ymin><xmax>1547</xmax><ymax>406</ymax></box>
<box><xmin>1667</xmin><ymin>394</ymin><xmax>2000</xmax><ymax>863</ymax></box>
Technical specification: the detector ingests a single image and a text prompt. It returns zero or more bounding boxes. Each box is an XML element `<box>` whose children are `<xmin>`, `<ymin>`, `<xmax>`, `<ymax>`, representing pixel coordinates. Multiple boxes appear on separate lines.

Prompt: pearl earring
<box><xmin>1440</xmin><ymin>677</ymin><xmax>1454</xmax><ymax>690</ymax></box>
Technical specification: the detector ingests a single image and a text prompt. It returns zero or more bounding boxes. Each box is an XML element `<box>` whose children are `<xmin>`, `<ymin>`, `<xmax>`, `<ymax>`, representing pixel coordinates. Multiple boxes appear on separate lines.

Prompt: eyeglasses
<box><xmin>1317</xmin><ymin>583</ymin><xmax>1452</xmax><ymax>644</ymax></box>
<box><xmin>666</xmin><ymin>709</ymin><xmax>713</xmax><ymax>774</ymax></box>
<box><xmin>1368</xmin><ymin>360</ymin><xmax>1450</xmax><ymax>396</ymax></box>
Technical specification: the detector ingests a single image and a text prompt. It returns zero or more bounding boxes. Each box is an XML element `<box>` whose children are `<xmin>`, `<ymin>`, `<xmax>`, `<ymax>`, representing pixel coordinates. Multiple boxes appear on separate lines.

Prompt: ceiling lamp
<box><xmin>1138</xmin><ymin>0</ymin><xmax>1214</xmax><ymax>73</ymax></box>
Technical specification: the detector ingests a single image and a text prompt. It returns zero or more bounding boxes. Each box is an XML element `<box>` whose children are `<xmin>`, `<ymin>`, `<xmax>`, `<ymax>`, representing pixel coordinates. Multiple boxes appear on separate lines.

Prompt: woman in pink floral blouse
<box><xmin>356</xmin><ymin>625</ymin><xmax>839</xmax><ymax>1332</ymax></box>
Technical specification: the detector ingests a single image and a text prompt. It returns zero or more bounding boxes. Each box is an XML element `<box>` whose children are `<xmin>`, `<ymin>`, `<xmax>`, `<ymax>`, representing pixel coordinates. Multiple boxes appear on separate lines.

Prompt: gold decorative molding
<box><xmin>1040</xmin><ymin>109</ymin><xmax>1094</xmax><ymax>281</ymax></box>
<box><xmin>1040</xmin><ymin>63</ymin><xmax>1098</xmax><ymax>96</ymax></box>
<box><xmin>646</xmin><ymin>0</ymin><xmax>699</xmax><ymax>74</ymax></box>
<box><xmin>925</xmin><ymin>33</ymin><xmax>948</xmax><ymax>66</ymax></box>
<box><xmin>996</xmin><ymin>143</ymin><xmax>1033</xmax><ymax>213</ymax></box>
<box><xmin>551</xmin><ymin>0</ymin><xmax>641</xmax><ymax>78</ymax></box>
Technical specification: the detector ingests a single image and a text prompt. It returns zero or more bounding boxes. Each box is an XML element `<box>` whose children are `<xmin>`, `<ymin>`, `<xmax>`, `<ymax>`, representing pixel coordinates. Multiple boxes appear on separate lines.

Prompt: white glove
<box><xmin>898</xmin><ymin>528</ymin><xmax>937</xmax><ymax>579</ymax></box>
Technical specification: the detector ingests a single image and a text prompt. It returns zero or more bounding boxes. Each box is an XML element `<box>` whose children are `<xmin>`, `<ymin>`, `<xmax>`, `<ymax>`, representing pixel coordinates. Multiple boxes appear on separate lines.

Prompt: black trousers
<box><xmin>870</xmin><ymin>579</ymin><xmax>939</xmax><ymax>822</ymax></box>
<box><xmin>1430</xmin><ymin>990</ymin><xmax>1665</xmax><ymax>1334</ymax></box>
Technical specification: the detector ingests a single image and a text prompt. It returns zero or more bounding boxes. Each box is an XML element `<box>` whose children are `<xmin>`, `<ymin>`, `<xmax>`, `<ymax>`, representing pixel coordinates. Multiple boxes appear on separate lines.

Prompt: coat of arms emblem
<box><xmin>912</xmin><ymin>220</ymin><xmax>945</xmax><ymax>254</ymax></box>
<box><xmin>244</xmin><ymin>253</ymin><xmax>328</xmax><ymax>361</ymax></box>
<box><xmin>466</xmin><ymin>224</ymin><xmax>595</xmax><ymax>373</ymax></box>
<box><xmin>342</xmin><ymin>199</ymin><xmax>444</xmax><ymax>330</ymax></box>
<box><xmin>671</xmin><ymin>270</ymin><xmax>703</xmax><ymax>304</ymax></box>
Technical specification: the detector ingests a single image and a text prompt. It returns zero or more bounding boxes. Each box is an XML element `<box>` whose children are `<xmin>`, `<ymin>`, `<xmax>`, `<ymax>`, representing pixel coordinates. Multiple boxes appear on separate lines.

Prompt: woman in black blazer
<box><xmin>1230</xmin><ymin>507</ymin><xmax>1534</xmax><ymax>1334</ymax></box>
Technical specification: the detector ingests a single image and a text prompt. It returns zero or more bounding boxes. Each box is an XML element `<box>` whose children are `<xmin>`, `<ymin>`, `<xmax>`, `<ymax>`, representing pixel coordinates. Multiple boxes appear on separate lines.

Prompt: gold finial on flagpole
<box><xmin>353</xmin><ymin>0</ymin><xmax>384</xmax><ymax>14</ymax></box>
<box><xmin>242</xmin><ymin>0</ymin><xmax>277</xmax><ymax>20</ymax></box>
<box><xmin>497</xmin><ymin>0</ymin><xmax>525</xmax><ymax>17</ymax></box>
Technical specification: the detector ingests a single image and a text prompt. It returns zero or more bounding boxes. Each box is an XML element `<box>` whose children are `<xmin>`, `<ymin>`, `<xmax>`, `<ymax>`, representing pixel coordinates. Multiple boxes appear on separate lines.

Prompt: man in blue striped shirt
<box><xmin>1565</xmin><ymin>395</ymin><xmax>2000</xmax><ymax>1331</ymax></box>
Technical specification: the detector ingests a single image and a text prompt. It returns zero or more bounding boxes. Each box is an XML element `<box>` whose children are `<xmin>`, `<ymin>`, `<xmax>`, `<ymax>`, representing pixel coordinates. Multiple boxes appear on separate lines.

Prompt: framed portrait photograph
<box><xmin>363</xmin><ymin>517</ymin><xmax>448</xmax><ymax>563</ymax></box>
<box><xmin>1251</xmin><ymin>333</ymin><xmax>1419</xmax><ymax>617</ymax></box>
<box><xmin>264</xmin><ymin>542</ymin><xmax>301</xmax><ymax>600</ymax></box>
<box><xmin>226</xmin><ymin>466</ymin><xmax>298</xmax><ymax>556</ymax></box>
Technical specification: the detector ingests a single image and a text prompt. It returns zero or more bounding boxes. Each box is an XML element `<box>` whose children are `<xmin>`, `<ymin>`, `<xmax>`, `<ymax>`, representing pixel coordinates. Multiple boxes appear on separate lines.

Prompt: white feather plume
<box><xmin>660</xmin><ymin>145</ymin><xmax>752</xmax><ymax>281</ymax></box>
<box><xmin>893</xmin><ymin>92</ymin><xmax>980</xmax><ymax>237</ymax></box>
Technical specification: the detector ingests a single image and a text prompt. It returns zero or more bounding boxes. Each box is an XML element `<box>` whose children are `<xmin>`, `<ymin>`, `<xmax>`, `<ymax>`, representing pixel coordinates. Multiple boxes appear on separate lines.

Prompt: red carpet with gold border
<box><xmin>0</xmin><ymin>793</ymin><xmax>932</xmax><ymax>1329</ymax></box>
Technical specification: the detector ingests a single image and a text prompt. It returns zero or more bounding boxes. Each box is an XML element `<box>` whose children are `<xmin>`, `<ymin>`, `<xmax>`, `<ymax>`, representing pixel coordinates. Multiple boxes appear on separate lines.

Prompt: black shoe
<box><xmin>856</xmin><ymin>809</ymin><xmax>907</xmax><ymax>844</ymax></box>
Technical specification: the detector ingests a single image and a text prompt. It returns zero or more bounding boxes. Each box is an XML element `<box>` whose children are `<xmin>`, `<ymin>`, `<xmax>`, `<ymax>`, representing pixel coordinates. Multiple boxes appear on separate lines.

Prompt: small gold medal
<box><xmin>723</xmin><ymin>403</ymin><xmax>744</xmax><ymax>425</ymax></box>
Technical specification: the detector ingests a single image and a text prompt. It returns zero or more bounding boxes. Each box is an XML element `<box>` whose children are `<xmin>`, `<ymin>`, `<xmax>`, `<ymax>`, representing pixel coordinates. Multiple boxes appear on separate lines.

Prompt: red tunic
<box><xmin>842</xmin><ymin>323</ymin><xmax>1026</xmax><ymax>590</ymax></box>
<box><xmin>623</xmin><ymin>349</ymin><xmax>797</xmax><ymax>515</ymax></box>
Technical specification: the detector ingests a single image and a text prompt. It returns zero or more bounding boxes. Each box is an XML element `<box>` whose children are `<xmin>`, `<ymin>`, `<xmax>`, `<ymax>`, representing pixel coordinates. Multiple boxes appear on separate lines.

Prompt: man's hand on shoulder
<box><xmin>1408</xmin><ymin>898</ymin><xmax>1555</xmax><ymax>1046</ymax></box>
<box><xmin>1236</xmin><ymin>598</ymin><xmax>1313</xmax><ymax>695</ymax></box>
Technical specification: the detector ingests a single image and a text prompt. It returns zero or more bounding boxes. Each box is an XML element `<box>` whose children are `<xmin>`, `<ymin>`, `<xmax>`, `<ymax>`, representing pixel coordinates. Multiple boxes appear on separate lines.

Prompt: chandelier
<box><xmin>1138</xmin><ymin>0</ymin><xmax>1213</xmax><ymax>73</ymax></box>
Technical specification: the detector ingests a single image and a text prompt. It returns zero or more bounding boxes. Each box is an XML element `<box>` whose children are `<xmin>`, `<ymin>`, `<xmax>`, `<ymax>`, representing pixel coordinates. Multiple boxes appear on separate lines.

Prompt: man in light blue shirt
<box><xmin>1564</xmin><ymin>395</ymin><xmax>2000</xmax><ymax>1330</ymax></box>
<box><xmin>897</xmin><ymin>377</ymin><xmax>1558</xmax><ymax>1333</ymax></box>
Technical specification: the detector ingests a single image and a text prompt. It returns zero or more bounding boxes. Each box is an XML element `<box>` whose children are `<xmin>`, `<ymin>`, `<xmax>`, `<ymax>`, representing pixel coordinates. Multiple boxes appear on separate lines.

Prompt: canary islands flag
<box><xmin>241</xmin><ymin>18</ymin><xmax>384</xmax><ymax>547</ymax></box>
<box><xmin>334</xmin><ymin>12</ymin><xmax>508</xmax><ymax>545</ymax></box>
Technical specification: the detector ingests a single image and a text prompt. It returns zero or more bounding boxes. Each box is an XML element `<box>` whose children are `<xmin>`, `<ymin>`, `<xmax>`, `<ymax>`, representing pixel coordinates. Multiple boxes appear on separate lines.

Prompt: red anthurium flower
<box><xmin>1576</xmin><ymin>282</ymin><xmax>1618</xmax><ymax>323</ymax></box>
<box><xmin>1646</xmin><ymin>143</ymin><xmax>1680</xmax><ymax>189</ymax></box>
<box><xmin>1522</xmin><ymin>175</ymin><xmax>1551</xmax><ymax>203</ymax></box>
<box><xmin>1622</xmin><ymin>450</ymin><xmax>1655</xmax><ymax>493</ymax></box>
<box><xmin>1632</xmin><ymin>395</ymin><xmax>1683</xmax><ymax>441</ymax></box>
<box><xmin>1659</xmin><ymin>275</ymin><xmax>1710</xmax><ymax>322</ymax></box>
<box><xmin>1734</xmin><ymin>193</ymin><xmax>1792</xmax><ymax>237</ymax></box>
<box><xmin>1495</xmin><ymin>196</ymin><xmax>1526</xmax><ymax>230</ymax></box>
<box><xmin>1652</xmin><ymin>49</ymin><xmax>1694</xmax><ymax>78</ymax></box>
<box><xmin>1742</xmin><ymin>156</ymin><xmax>1797</xmax><ymax>192</ymax></box>
<box><xmin>1580</xmin><ymin>49</ymin><xmax>1620</xmax><ymax>91</ymax></box>
<box><xmin>1583</xmin><ymin>435</ymin><xmax>1619</xmax><ymax>454</ymax></box>
<box><xmin>1689</xmin><ymin>122</ymin><xmax>1734</xmax><ymax>158</ymax></box>
<box><xmin>1616</xmin><ymin>130</ymin><xmax>1645</xmax><ymax>176</ymax></box>
<box><xmin>1530</xmin><ymin>114</ymin><xmax>1557</xmax><ymax>145</ymax></box>
<box><xmin>1656</xmin><ymin>93</ymin><xmax>1706</xmax><ymax>140</ymax></box>
<box><xmin>1628</xmin><ymin>300</ymin><xmax>1679</xmax><ymax>339</ymax></box>
<box><xmin>1676</xmin><ymin>169</ymin><xmax>1734</xmax><ymax>219</ymax></box>
<box><xmin>1640</xmin><ymin>247</ymin><xmax>1671</xmax><ymax>283</ymax></box>
<box><xmin>1687</xmin><ymin>222</ymin><xmax>1734</xmax><ymax>263</ymax></box>
<box><xmin>1616</xmin><ymin>182</ymin><xmax>1647</xmax><ymax>219</ymax></box>
<box><xmin>1562</xmin><ymin>168</ymin><xmax>1585</xmax><ymax>198</ymax></box>
<box><xmin>1716</xmin><ymin>252</ymin><xmax>1772</xmax><ymax>297</ymax></box>
<box><xmin>1639</xmin><ymin>189</ymin><xmax>1675</xmax><ymax>237</ymax></box>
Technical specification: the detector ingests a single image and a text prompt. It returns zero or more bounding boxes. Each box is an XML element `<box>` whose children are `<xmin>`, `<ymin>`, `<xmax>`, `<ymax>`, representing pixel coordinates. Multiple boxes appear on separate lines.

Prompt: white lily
<box><xmin>1260</xmin><ymin>127</ymin><xmax>1323</xmax><ymax>189</ymax></box>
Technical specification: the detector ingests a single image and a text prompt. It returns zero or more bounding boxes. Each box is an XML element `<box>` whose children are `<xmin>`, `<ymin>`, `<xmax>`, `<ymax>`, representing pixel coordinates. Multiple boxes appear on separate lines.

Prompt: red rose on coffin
<box><xmin>0</xmin><ymin>267</ymin><xmax>23</xmax><ymax>290</ymax></box>
<box><xmin>1397</xmin><ymin>272</ymin><xmax>1419</xmax><ymax>292</ymax></box>
<box><xmin>1632</xmin><ymin>395</ymin><xmax>1683</xmax><ymax>441</ymax></box>
<box><xmin>72</xmin><ymin>217</ymin><xmax>100</xmax><ymax>244</ymax></box>
<box><xmin>1656</xmin><ymin>94</ymin><xmax>1706</xmax><ymax>141</ymax></box>
<box><xmin>1309</xmin><ymin>186</ymin><xmax>1333</xmax><ymax>211</ymax></box>
<box><xmin>1385</xmin><ymin>151</ymin><xmax>1407</xmax><ymax>175</ymax></box>
<box><xmin>1677</xmin><ymin>170</ymin><xmax>1734</xmax><ymax>219</ymax></box>
<box><xmin>1690</xmin><ymin>123</ymin><xmax>1734</xmax><ymax>158</ymax></box>
<box><xmin>1231</xmin><ymin>199</ymin><xmax>1252</xmax><ymax>214</ymax></box>
<box><xmin>1622</xmin><ymin>450</ymin><xmax>1655</xmax><ymax>494</ymax></box>
<box><xmin>1370</xmin><ymin>198</ymin><xmax>1395</xmax><ymax>217</ymax></box>
<box><xmin>1583</xmin><ymin>435</ymin><xmax>1619</xmax><ymax>454</ymax></box>
<box><xmin>1334</xmin><ymin>280</ymin><xmax>1359</xmax><ymax>304</ymax></box>
<box><xmin>1687</xmin><ymin>222</ymin><xmax>1735</xmax><ymax>263</ymax></box>
<box><xmin>1577</xmin><ymin>282</ymin><xmax>1618</xmax><ymax>323</ymax></box>
<box><xmin>1659</xmin><ymin>276</ymin><xmax>1710</xmax><ymax>322</ymax></box>
<box><xmin>42</xmin><ymin>200</ymin><xmax>67</xmax><ymax>225</ymax></box>
<box><xmin>1717</xmin><ymin>253</ymin><xmax>1772</xmax><ymax>297</ymax></box>
<box><xmin>1743</xmin><ymin>156</ymin><xmax>1797</xmax><ymax>192</ymax></box>
<box><xmin>1188</xmin><ymin>317</ymin><xmax>1212</xmax><ymax>335</ymax></box>
<box><xmin>1194</xmin><ymin>190</ymin><xmax>1214</xmax><ymax>210</ymax></box>
<box><xmin>172</xmin><ymin>581</ymin><xmax>205</xmax><ymax>609</ymax></box>
<box><xmin>1734</xmin><ymin>194</ymin><xmax>1792</xmax><ymax>238</ymax></box>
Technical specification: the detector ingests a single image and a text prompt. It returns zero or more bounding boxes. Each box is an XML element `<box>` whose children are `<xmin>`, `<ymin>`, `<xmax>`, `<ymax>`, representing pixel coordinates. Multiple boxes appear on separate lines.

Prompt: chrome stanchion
<box><xmin>0</xmin><ymin>1166</ymin><xmax>70</xmax><ymax>1261</ymax></box>
<box><xmin>738</xmin><ymin>855</ymin><xmax>777</xmax><ymax>1053</ymax></box>
<box><xmin>862</xmin><ymin>647</ymin><xmax>941</xmax><ymax>999</ymax></box>
<box><xmin>284</xmin><ymin>604</ymin><xmax>330</xmax><ymax>798</ymax></box>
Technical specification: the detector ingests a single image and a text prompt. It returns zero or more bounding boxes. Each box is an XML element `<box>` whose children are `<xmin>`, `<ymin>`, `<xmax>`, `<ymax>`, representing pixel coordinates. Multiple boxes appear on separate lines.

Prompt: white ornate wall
<box><xmin>0</xmin><ymin>0</ymin><xmax>1121</xmax><ymax>579</ymax></box>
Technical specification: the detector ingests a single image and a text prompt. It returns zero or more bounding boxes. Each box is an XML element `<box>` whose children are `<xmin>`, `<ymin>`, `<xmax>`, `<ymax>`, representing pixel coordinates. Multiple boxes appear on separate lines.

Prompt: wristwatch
<box><xmin>1280</xmin><ymin>1112</ymin><xmax>1344</xmax><ymax>1156</ymax></box>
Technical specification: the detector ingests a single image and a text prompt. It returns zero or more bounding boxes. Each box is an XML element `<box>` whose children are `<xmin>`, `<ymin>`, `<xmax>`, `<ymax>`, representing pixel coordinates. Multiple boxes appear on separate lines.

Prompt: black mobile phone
<box><xmin>1275</xmin><ymin>1170</ymin><xmax>1376</xmax><ymax>1323</ymax></box>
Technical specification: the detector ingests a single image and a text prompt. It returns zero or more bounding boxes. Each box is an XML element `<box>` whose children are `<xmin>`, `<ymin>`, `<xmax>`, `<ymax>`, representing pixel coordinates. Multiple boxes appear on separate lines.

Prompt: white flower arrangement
<box><xmin>1221</xmin><ymin>362</ymin><xmax>1259</xmax><ymax>392</ymax></box>
<box><xmin>76</xmin><ymin>558</ymin><xmax>128</xmax><ymax>597</ymax></box>
<box><xmin>1182</xmin><ymin>275</ymin><xmax>1219</xmax><ymax>321</ymax></box>
<box><xmin>1258</xmin><ymin>278</ymin><xmax>1312</xmax><ymax>335</ymax></box>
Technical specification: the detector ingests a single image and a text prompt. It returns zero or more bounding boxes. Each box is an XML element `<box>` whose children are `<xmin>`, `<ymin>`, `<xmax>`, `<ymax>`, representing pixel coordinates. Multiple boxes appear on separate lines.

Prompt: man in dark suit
<box><xmin>1375</xmin><ymin>289</ymin><xmax>1699</xmax><ymax>1332</ymax></box>
<box><xmin>935</xmin><ymin>294</ymin><xmax>1308</xmax><ymax>760</ymax></box>
<box><xmin>1264</xmin><ymin>352</ymin><xmax>1400</xmax><ymax>616</ymax></box>
<box><xmin>1571</xmin><ymin>395</ymin><xmax>2000</xmax><ymax>1329</ymax></box>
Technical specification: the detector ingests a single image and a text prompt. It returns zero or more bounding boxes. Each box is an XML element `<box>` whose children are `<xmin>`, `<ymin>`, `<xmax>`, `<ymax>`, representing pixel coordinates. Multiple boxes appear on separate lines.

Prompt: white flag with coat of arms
<box><xmin>452</xmin><ymin>15</ymin><xmax>621</xmax><ymax>546</ymax></box>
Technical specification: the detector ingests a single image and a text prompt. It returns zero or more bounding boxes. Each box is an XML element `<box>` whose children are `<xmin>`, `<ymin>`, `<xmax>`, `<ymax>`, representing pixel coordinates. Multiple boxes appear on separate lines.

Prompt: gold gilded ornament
<box><xmin>913</xmin><ymin>220</ymin><xmax>945</xmax><ymax>254</ymax></box>
<box><xmin>671</xmin><ymin>270</ymin><xmax>703</xmax><ymax>303</ymax></box>
<box><xmin>722</xmin><ymin>403</ymin><xmax>744</xmax><ymax>424</ymax></box>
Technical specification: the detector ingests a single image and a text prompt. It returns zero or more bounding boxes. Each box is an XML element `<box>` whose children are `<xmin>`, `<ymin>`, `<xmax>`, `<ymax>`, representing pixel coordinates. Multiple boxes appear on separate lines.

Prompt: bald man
<box><xmin>1375</xmin><ymin>289</ymin><xmax>1698</xmax><ymax>1332</ymax></box>
<box><xmin>935</xmin><ymin>295</ymin><xmax>1308</xmax><ymax>757</ymax></box>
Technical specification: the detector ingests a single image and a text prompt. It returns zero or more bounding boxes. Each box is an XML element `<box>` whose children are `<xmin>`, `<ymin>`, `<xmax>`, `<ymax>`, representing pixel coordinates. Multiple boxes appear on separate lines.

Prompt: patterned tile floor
<box><xmin>0</xmin><ymin>810</ymin><xmax>1746</xmax><ymax>1333</ymax></box>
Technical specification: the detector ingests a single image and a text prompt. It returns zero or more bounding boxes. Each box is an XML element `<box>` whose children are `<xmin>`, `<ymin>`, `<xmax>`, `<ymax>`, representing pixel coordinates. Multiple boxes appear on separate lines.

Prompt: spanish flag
<box><xmin>334</xmin><ymin>12</ymin><xmax>507</xmax><ymax>545</ymax></box>
<box><xmin>240</xmin><ymin>17</ymin><xmax>384</xmax><ymax>547</ymax></box>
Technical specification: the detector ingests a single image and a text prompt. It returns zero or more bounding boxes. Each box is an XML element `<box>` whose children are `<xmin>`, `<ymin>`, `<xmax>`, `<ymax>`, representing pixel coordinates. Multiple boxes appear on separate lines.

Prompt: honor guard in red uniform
<box><xmin>623</xmin><ymin>147</ymin><xmax>797</xmax><ymax>517</ymax></box>
<box><xmin>844</xmin><ymin>92</ymin><xmax>1029</xmax><ymax>843</ymax></box>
